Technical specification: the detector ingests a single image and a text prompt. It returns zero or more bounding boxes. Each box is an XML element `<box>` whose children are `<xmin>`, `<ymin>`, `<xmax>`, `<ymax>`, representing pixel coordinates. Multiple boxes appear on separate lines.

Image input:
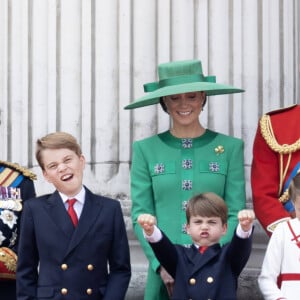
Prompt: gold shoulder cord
<box><xmin>0</xmin><ymin>247</ymin><xmax>17</xmax><ymax>278</ymax></box>
<box><xmin>0</xmin><ymin>160</ymin><xmax>37</xmax><ymax>181</ymax></box>
<box><xmin>260</xmin><ymin>114</ymin><xmax>300</xmax><ymax>201</ymax></box>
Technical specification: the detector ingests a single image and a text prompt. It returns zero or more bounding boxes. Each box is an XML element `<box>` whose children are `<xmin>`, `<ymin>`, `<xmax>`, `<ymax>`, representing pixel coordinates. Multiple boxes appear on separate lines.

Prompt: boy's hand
<box><xmin>137</xmin><ymin>214</ymin><xmax>156</xmax><ymax>236</ymax></box>
<box><xmin>238</xmin><ymin>209</ymin><xmax>255</xmax><ymax>232</ymax></box>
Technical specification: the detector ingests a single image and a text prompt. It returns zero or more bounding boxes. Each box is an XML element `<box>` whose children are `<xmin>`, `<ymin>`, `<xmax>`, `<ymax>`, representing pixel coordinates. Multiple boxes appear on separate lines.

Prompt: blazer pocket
<box><xmin>93</xmin><ymin>231</ymin><xmax>113</xmax><ymax>242</ymax></box>
<box><xmin>198</xmin><ymin>160</ymin><xmax>228</xmax><ymax>175</ymax></box>
<box><xmin>149</xmin><ymin>161</ymin><xmax>176</xmax><ymax>177</ymax></box>
<box><xmin>37</xmin><ymin>286</ymin><xmax>55</xmax><ymax>298</ymax></box>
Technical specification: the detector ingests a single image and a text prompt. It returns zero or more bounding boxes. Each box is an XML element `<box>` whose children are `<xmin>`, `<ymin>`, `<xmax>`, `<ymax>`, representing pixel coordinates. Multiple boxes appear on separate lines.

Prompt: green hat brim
<box><xmin>124</xmin><ymin>82</ymin><xmax>244</xmax><ymax>109</ymax></box>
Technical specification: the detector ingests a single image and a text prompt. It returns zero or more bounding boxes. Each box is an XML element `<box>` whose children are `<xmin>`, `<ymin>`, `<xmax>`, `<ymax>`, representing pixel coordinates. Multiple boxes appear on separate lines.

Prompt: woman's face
<box><xmin>163</xmin><ymin>91</ymin><xmax>205</xmax><ymax>128</ymax></box>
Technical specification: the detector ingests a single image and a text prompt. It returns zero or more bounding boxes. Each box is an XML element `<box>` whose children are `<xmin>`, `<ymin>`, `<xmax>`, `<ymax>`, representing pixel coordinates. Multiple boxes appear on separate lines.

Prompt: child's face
<box><xmin>186</xmin><ymin>215</ymin><xmax>227</xmax><ymax>247</ymax></box>
<box><xmin>42</xmin><ymin>148</ymin><xmax>85</xmax><ymax>197</ymax></box>
<box><xmin>294</xmin><ymin>195</ymin><xmax>300</xmax><ymax>219</ymax></box>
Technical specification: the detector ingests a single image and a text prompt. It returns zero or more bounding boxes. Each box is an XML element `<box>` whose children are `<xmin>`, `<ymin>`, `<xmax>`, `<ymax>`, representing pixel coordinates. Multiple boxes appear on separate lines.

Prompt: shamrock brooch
<box><xmin>214</xmin><ymin>145</ymin><xmax>224</xmax><ymax>155</ymax></box>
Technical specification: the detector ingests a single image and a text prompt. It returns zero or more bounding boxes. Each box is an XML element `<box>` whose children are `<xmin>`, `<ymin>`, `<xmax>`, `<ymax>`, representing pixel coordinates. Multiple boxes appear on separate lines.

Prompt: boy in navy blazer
<box><xmin>16</xmin><ymin>132</ymin><xmax>131</xmax><ymax>300</ymax></box>
<box><xmin>138</xmin><ymin>192</ymin><xmax>254</xmax><ymax>300</ymax></box>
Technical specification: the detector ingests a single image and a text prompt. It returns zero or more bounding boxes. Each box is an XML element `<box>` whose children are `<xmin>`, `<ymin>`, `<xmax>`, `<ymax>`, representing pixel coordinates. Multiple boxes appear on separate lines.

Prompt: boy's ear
<box><xmin>186</xmin><ymin>223</ymin><xmax>191</xmax><ymax>235</ymax></box>
<box><xmin>80</xmin><ymin>154</ymin><xmax>86</xmax><ymax>169</ymax></box>
<box><xmin>42</xmin><ymin>170</ymin><xmax>52</xmax><ymax>183</ymax></box>
<box><xmin>222</xmin><ymin>223</ymin><xmax>228</xmax><ymax>236</ymax></box>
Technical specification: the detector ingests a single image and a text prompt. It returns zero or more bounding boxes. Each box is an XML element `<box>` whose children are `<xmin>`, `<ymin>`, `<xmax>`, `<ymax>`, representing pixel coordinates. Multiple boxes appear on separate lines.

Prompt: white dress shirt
<box><xmin>59</xmin><ymin>186</ymin><xmax>85</xmax><ymax>219</ymax></box>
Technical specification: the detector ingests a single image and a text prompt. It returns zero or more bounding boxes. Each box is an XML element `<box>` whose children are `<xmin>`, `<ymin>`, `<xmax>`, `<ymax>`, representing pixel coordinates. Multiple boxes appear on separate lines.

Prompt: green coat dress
<box><xmin>130</xmin><ymin>129</ymin><xmax>246</xmax><ymax>300</ymax></box>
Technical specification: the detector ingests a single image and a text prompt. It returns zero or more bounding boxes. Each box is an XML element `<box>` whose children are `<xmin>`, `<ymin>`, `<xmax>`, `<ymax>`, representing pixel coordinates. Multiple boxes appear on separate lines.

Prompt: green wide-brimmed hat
<box><xmin>124</xmin><ymin>59</ymin><xmax>244</xmax><ymax>109</ymax></box>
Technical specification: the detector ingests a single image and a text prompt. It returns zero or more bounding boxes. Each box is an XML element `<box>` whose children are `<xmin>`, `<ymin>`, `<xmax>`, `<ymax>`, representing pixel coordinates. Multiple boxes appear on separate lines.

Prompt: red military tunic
<box><xmin>251</xmin><ymin>105</ymin><xmax>300</xmax><ymax>235</ymax></box>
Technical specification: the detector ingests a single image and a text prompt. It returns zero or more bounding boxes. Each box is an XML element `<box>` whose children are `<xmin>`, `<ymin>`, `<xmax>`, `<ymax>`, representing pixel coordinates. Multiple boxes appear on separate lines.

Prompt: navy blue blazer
<box><xmin>150</xmin><ymin>229</ymin><xmax>253</xmax><ymax>300</ymax></box>
<box><xmin>16</xmin><ymin>187</ymin><xmax>131</xmax><ymax>300</ymax></box>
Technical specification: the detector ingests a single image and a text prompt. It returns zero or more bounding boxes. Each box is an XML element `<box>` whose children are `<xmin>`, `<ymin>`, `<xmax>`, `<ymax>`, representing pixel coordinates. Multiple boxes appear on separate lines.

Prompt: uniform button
<box><xmin>61</xmin><ymin>264</ymin><xmax>68</xmax><ymax>270</ymax></box>
<box><xmin>207</xmin><ymin>276</ymin><xmax>214</xmax><ymax>283</ymax></box>
<box><xmin>86</xmin><ymin>288</ymin><xmax>93</xmax><ymax>295</ymax></box>
<box><xmin>189</xmin><ymin>278</ymin><xmax>196</xmax><ymax>285</ymax></box>
<box><xmin>61</xmin><ymin>288</ymin><xmax>68</xmax><ymax>295</ymax></box>
<box><xmin>87</xmin><ymin>264</ymin><xmax>94</xmax><ymax>271</ymax></box>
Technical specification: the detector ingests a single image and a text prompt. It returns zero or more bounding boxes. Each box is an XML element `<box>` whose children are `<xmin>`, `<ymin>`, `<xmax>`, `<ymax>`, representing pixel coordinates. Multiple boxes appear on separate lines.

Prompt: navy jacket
<box><xmin>150</xmin><ymin>229</ymin><xmax>253</xmax><ymax>300</ymax></box>
<box><xmin>16</xmin><ymin>187</ymin><xmax>131</xmax><ymax>300</ymax></box>
<box><xmin>0</xmin><ymin>163</ymin><xmax>36</xmax><ymax>300</ymax></box>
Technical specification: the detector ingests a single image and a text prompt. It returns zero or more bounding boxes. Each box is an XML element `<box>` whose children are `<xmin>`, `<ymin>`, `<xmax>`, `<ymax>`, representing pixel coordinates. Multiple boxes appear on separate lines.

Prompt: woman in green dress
<box><xmin>124</xmin><ymin>59</ymin><xmax>246</xmax><ymax>300</ymax></box>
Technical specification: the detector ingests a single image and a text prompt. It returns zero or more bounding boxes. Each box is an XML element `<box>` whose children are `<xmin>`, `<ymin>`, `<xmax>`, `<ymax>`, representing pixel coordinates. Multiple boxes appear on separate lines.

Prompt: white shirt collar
<box><xmin>59</xmin><ymin>186</ymin><xmax>86</xmax><ymax>205</ymax></box>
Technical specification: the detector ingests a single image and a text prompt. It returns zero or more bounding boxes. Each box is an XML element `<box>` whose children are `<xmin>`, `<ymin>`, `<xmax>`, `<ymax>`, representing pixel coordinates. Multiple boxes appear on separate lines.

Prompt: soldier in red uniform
<box><xmin>251</xmin><ymin>104</ymin><xmax>300</xmax><ymax>235</ymax></box>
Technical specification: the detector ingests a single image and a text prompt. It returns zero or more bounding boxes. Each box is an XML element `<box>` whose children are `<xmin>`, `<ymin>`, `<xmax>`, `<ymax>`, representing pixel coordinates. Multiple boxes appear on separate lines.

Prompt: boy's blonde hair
<box><xmin>186</xmin><ymin>192</ymin><xmax>228</xmax><ymax>225</ymax></box>
<box><xmin>36</xmin><ymin>132</ymin><xmax>82</xmax><ymax>170</ymax></box>
<box><xmin>288</xmin><ymin>172</ymin><xmax>300</xmax><ymax>203</ymax></box>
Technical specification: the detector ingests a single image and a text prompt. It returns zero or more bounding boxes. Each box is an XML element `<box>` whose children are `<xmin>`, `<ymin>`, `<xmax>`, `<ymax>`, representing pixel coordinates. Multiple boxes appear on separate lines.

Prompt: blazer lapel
<box><xmin>65</xmin><ymin>188</ymin><xmax>103</xmax><ymax>256</ymax></box>
<box><xmin>46</xmin><ymin>191</ymin><xmax>74</xmax><ymax>237</ymax></box>
<box><xmin>187</xmin><ymin>244</ymin><xmax>221</xmax><ymax>274</ymax></box>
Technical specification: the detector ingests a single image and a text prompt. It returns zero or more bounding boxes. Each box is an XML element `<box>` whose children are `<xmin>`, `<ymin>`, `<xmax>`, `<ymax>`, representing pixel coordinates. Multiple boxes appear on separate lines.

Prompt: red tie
<box><xmin>199</xmin><ymin>246</ymin><xmax>208</xmax><ymax>254</ymax></box>
<box><xmin>67</xmin><ymin>198</ymin><xmax>78</xmax><ymax>227</ymax></box>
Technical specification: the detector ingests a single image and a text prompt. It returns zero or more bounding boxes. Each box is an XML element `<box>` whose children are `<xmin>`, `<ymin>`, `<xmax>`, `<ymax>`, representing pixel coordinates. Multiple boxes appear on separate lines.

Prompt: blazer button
<box><xmin>61</xmin><ymin>288</ymin><xmax>68</xmax><ymax>295</ymax></box>
<box><xmin>207</xmin><ymin>276</ymin><xmax>214</xmax><ymax>283</ymax></box>
<box><xmin>189</xmin><ymin>278</ymin><xmax>196</xmax><ymax>285</ymax></box>
<box><xmin>87</xmin><ymin>264</ymin><xmax>94</xmax><ymax>271</ymax></box>
<box><xmin>86</xmin><ymin>288</ymin><xmax>93</xmax><ymax>295</ymax></box>
<box><xmin>61</xmin><ymin>264</ymin><xmax>68</xmax><ymax>270</ymax></box>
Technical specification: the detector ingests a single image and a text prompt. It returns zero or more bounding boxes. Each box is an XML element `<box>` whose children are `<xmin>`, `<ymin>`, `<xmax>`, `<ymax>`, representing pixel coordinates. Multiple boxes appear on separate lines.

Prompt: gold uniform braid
<box><xmin>260</xmin><ymin>114</ymin><xmax>300</xmax><ymax>203</ymax></box>
<box><xmin>0</xmin><ymin>160</ymin><xmax>36</xmax><ymax>180</ymax></box>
